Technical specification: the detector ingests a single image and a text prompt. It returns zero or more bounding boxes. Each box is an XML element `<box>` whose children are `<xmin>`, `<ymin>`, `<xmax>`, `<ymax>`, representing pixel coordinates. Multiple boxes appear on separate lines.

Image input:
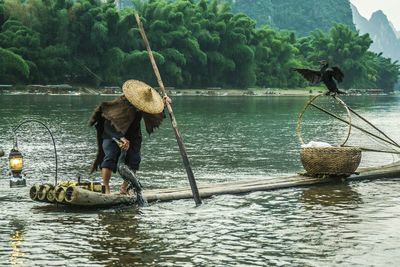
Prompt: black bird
<box><xmin>113</xmin><ymin>138</ymin><xmax>148</xmax><ymax>207</ymax></box>
<box><xmin>293</xmin><ymin>60</ymin><xmax>346</xmax><ymax>95</ymax></box>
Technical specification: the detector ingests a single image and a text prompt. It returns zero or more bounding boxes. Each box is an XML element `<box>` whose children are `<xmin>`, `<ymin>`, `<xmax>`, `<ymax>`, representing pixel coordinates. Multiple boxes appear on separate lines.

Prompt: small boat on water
<box><xmin>30</xmin><ymin>161</ymin><xmax>400</xmax><ymax>208</ymax></box>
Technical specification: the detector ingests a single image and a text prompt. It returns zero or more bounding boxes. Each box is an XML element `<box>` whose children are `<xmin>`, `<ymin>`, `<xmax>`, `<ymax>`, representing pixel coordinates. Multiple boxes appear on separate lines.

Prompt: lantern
<box><xmin>9</xmin><ymin>148</ymin><xmax>23</xmax><ymax>175</ymax></box>
<box><xmin>9</xmin><ymin>147</ymin><xmax>26</xmax><ymax>187</ymax></box>
<box><xmin>7</xmin><ymin>119</ymin><xmax>58</xmax><ymax>188</ymax></box>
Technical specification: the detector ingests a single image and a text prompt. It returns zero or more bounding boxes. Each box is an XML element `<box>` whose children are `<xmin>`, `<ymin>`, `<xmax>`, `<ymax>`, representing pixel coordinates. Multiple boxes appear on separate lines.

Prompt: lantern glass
<box><xmin>9</xmin><ymin>150</ymin><xmax>23</xmax><ymax>173</ymax></box>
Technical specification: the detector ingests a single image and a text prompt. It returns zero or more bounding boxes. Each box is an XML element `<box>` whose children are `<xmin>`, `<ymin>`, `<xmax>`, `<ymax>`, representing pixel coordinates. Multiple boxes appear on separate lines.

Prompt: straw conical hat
<box><xmin>122</xmin><ymin>80</ymin><xmax>164</xmax><ymax>114</ymax></box>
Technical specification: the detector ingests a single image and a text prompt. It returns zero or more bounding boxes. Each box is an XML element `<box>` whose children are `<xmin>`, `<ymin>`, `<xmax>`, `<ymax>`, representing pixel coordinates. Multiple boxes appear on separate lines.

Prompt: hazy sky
<box><xmin>350</xmin><ymin>0</ymin><xmax>400</xmax><ymax>30</ymax></box>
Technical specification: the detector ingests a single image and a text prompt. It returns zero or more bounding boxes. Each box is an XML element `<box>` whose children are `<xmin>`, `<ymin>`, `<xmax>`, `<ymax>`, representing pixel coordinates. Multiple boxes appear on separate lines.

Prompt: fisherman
<box><xmin>89</xmin><ymin>80</ymin><xmax>171</xmax><ymax>194</ymax></box>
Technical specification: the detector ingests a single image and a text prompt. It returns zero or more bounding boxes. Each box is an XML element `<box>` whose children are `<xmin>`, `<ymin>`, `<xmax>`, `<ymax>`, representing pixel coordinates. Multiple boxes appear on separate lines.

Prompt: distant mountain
<box><xmin>351</xmin><ymin>3</ymin><xmax>369</xmax><ymax>31</ymax></box>
<box><xmin>232</xmin><ymin>0</ymin><xmax>355</xmax><ymax>36</ymax></box>
<box><xmin>351</xmin><ymin>4</ymin><xmax>400</xmax><ymax>61</ymax></box>
<box><xmin>231</xmin><ymin>0</ymin><xmax>273</xmax><ymax>26</ymax></box>
<box><xmin>389</xmin><ymin>22</ymin><xmax>400</xmax><ymax>39</ymax></box>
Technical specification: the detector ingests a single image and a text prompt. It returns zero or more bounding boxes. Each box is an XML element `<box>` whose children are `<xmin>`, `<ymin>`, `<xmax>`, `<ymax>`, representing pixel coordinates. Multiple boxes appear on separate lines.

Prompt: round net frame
<box><xmin>296</xmin><ymin>94</ymin><xmax>352</xmax><ymax>147</ymax></box>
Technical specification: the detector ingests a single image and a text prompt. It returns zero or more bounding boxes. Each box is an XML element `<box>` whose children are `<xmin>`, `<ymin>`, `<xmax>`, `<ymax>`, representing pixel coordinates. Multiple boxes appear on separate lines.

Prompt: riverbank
<box><xmin>169</xmin><ymin>88</ymin><xmax>323</xmax><ymax>96</ymax></box>
<box><xmin>0</xmin><ymin>84</ymin><xmax>393</xmax><ymax>96</ymax></box>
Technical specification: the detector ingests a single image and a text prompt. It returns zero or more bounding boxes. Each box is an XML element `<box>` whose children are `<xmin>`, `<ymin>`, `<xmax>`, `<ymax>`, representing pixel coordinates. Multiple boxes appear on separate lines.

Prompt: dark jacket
<box><xmin>89</xmin><ymin>96</ymin><xmax>163</xmax><ymax>173</ymax></box>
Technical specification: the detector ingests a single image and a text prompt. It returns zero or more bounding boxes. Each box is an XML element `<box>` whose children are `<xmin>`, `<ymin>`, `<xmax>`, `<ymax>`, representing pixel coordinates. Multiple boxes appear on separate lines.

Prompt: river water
<box><xmin>0</xmin><ymin>94</ymin><xmax>399</xmax><ymax>266</ymax></box>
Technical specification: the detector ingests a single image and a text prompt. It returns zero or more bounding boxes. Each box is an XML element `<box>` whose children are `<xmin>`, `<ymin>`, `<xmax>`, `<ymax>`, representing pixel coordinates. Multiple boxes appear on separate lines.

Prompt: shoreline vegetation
<box><xmin>1</xmin><ymin>0</ymin><xmax>399</xmax><ymax>92</ymax></box>
<box><xmin>0</xmin><ymin>84</ymin><xmax>392</xmax><ymax>97</ymax></box>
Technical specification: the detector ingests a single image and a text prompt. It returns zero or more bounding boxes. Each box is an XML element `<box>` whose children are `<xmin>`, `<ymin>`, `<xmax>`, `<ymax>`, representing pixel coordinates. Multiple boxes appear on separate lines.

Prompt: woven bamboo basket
<box><xmin>297</xmin><ymin>95</ymin><xmax>362</xmax><ymax>176</ymax></box>
<box><xmin>300</xmin><ymin>146</ymin><xmax>361</xmax><ymax>176</ymax></box>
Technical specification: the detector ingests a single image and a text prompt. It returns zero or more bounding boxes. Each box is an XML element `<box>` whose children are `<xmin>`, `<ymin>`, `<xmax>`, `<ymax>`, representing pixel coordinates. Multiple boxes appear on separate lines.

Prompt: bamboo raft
<box><xmin>30</xmin><ymin>182</ymin><xmax>135</xmax><ymax>207</ymax></box>
<box><xmin>30</xmin><ymin>161</ymin><xmax>400</xmax><ymax>207</ymax></box>
<box><xmin>144</xmin><ymin>161</ymin><xmax>400</xmax><ymax>202</ymax></box>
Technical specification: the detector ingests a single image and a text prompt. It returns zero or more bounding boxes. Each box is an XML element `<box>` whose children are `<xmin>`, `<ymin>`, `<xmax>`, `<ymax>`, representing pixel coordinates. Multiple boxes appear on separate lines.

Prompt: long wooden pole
<box><xmin>134</xmin><ymin>13</ymin><xmax>202</xmax><ymax>205</ymax></box>
<box><xmin>345</xmin><ymin>105</ymin><xmax>400</xmax><ymax>148</ymax></box>
<box><xmin>310</xmin><ymin>103</ymin><xmax>400</xmax><ymax>148</ymax></box>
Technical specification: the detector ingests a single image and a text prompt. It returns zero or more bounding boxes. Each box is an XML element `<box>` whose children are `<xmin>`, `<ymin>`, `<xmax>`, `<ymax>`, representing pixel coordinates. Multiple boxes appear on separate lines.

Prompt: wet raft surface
<box><xmin>36</xmin><ymin>162</ymin><xmax>400</xmax><ymax>207</ymax></box>
<box><xmin>144</xmin><ymin>161</ymin><xmax>400</xmax><ymax>203</ymax></box>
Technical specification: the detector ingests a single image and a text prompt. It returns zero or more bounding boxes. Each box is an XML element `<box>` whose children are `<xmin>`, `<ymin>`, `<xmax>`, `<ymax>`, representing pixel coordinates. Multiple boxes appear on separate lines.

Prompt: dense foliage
<box><xmin>0</xmin><ymin>0</ymin><xmax>399</xmax><ymax>91</ymax></box>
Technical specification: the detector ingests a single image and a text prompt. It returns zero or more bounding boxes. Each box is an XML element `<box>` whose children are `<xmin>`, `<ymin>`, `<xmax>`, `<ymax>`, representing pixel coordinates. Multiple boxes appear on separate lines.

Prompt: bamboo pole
<box><xmin>143</xmin><ymin>161</ymin><xmax>400</xmax><ymax>203</ymax></box>
<box><xmin>343</xmin><ymin>103</ymin><xmax>400</xmax><ymax>148</ymax></box>
<box><xmin>64</xmin><ymin>186</ymin><xmax>134</xmax><ymax>206</ymax></box>
<box><xmin>134</xmin><ymin>13</ymin><xmax>202</xmax><ymax>205</ymax></box>
<box><xmin>310</xmin><ymin>103</ymin><xmax>400</xmax><ymax>148</ymax></box>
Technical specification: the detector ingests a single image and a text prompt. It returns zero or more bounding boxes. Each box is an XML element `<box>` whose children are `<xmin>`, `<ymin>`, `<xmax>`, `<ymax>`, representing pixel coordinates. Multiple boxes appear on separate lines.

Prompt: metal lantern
<box><xmin>9</xmin><ymin>148</ymin><xmax>23</xmax><ymax>175</ymax></box>
<box><xmin>8</xmin><ymin>119</ymin><xmax>59</xmax><ymax>189</ymax></box>
<box><xmin>9</xmin><ymin>147</ymin><xmax>26</xmax><ymax>187</ymax></box>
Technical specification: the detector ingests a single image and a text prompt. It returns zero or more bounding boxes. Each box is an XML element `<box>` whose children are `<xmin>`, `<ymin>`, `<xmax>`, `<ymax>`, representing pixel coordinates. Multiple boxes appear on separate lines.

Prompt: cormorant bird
<box><xmin>293</xmin><ymin>60</ymin><xmax>345</xmax><ymax>95</ymax></box>
<box><xmin>113</xmin><ymin>138</ymin><xmax>148</xmax><ymax>207</ymax></box>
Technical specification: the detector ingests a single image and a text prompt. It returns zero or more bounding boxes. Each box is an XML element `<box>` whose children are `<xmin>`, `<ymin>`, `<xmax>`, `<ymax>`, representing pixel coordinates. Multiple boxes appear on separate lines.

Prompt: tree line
<box><xmin>0</xmin><ymin>0</ymin><xmax>399</xmax><ymax>91</ymax></box>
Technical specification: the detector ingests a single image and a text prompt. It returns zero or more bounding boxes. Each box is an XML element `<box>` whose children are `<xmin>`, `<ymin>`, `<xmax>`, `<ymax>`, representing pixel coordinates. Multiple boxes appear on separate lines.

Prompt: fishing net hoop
<box><xmin>296</xmin><ymin>94</ymin><xmax>352</xmax><ymax>147</ymax></box>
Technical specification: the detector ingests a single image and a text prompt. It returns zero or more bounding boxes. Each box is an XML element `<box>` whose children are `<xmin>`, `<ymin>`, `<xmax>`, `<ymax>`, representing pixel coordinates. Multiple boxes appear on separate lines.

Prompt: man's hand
<box><xmin>120</xmin><ymin>137</ymin><xmax>130</xmax><ymax>151</ymax></box>
<box><xmin>163</xmin><ymin>95</ymin><xmax>172</xmax><ymax>105</ymax></box>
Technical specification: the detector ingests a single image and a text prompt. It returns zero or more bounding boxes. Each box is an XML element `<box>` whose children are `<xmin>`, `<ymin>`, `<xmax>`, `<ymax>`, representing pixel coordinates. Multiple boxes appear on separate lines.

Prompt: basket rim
<box><xmin>300</xmin><ymin>146</ymin><xmax>361</xmax><ymax>151</ymax></box>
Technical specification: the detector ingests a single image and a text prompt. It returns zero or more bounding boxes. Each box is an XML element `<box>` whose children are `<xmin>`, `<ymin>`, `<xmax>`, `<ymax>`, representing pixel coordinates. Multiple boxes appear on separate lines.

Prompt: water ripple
<box><xmin>0</xmin><ymin>95</ymin><xmax>400</xmax><ymax>266</ymax></box>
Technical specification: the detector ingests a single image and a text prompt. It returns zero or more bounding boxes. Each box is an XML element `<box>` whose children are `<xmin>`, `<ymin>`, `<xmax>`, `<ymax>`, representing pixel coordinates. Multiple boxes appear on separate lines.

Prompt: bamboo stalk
<box><xmin>144</xmin><ymin>161</ymin><xmax>400</xmax><ymax>203</ymax></box>
<box><xmin>64</xmin><ymin>186</ymin><xmax>134</xmax><ymax>206</ymax></box>
<box><xmin>46</xmin><ymin>188</ymin><xmax>56</xmax><ymax>202</ymax></box>
<box><xmin>55</xmin><ymin>186</ymin><xmax>67</xmax><ymax>203</ymax></box>
<box><xmin>29</xmin><ymin>184</ymin><xmax>41</xmax><ymax>200</ymax></box>
<box><xmin>134</xmin><ymin>13</ymin><xmax>202</xmax><ymax>205</ymax></box>
<box><xmin>37</xmin><ymin>184</ymin><xmax>54</xmax><ymax>201</ymax></box>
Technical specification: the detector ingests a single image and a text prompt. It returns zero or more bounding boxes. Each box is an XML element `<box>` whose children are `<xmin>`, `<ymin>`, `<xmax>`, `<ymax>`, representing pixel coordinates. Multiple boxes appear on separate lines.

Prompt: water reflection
<box><xmin>91</xmin><ymin>209</ymin><xmax>163</xmax><ymax>266</ymax></box>
<box><xmin>0</xmin><ymin>95</ymin><xmax>399</xmax><ymax>266</ymax></box>
<box><xmin>9</xmin><ymin>219</ymin><xmax>26</xmax><ymax>267</ymax></box>
<box><xmin>301</xmin><ymin>183</ymin><xmax>363</xmax><ymax>208</ymax></box>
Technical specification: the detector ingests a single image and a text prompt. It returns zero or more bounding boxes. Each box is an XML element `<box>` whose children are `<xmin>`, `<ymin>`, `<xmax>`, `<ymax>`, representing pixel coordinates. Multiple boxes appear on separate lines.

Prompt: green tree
<box><xmin>373</xmin><ymin>53</ymin><xmax>400</xmax><ymax>91</ymax></box>
<box><xmin>0</xmin><ymin>48</ymin><xmax>30</xmax><ymax>83</ymax></box>
<box><xmin>297</xmin><ymin>24</ymin><xmax>373</xmax><ymax>88</ymax></box>
<box><xmin>0</xmin><ymin>0</ymin><xmax>398</xmax><ymax>91</ymax></box>
<box><xmin>253</xmin><ymin>27</ymin><xmax>301</xmax><ymax>87</ymax></box>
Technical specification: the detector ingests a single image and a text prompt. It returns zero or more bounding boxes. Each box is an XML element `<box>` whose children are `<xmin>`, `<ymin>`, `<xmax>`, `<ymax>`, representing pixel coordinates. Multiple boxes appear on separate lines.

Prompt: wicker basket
<box><xmin>300</xmin><ymin>146</ymin><xmax>362</xmax><ymax>176</ymax></box>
